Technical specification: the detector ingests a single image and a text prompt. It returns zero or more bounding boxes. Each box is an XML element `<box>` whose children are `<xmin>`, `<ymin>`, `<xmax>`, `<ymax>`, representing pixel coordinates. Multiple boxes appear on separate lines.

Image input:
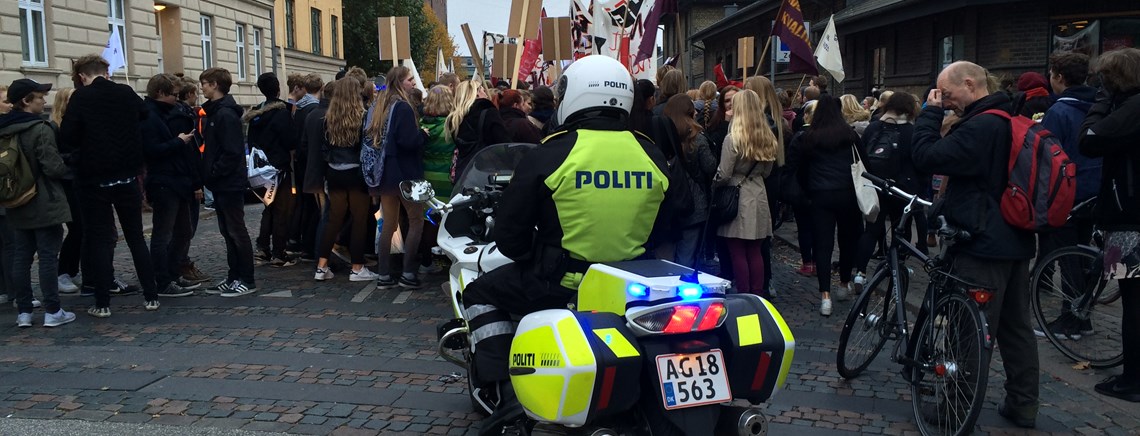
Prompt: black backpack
<box><xmin>863</xmin><ymin>124</ymin><xmax>904</xmax><ymax>179</ymax></box>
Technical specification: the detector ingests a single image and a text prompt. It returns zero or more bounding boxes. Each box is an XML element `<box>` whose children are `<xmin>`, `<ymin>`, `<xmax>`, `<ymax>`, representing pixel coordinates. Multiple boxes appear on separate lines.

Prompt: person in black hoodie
<box><xmin>1079</xmin><ymin>47</ymin><xmax>1140</xmax><ymax>403</ymax></box>
<box><xmin>913</xmin><ymin>61</ymin><xmax>1039</xmax><ymax>428</ymax></box>
<box><xmin>786</xmin><ymin>95</ymin><xmax>863</xmax><ymax>316</ymax></box>
<box><xmin>198</xmin><ymin>67</ymin><xmax>256</xmax><ymax>297</ymax></box>
<box><xmin>853</xmin><ymin>92</ymin><xmax>920</xmax><ymax>289</ymax></box>
<box><xmin>58</xmin><ymin>55</ymin><xmax>157</xmax><ymax>317</ymax></box>
<box><xmin>140</xmin><ymin>74</ymin><xmax>201</xmax><ymax>299</ymax></box>
<box><xmin>446</xmin><ymin>80</ymin><xmax>511</xmax><ymax>183</ymax></box>
<box><xmin>245</xmin><ymin>73</ymin><xmax>297</xmax><ymax>267</ymax></box>
<box><xmin>497</xmin><ymin>90</ymin><xmax>541</xmax><ymax>144</ymax></box>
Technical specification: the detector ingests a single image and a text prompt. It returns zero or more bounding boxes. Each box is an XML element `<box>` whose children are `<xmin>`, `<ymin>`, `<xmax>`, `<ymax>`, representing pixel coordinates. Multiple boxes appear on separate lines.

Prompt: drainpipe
<box><xmin>270</xmin><ymin>8</ymin><xmax>279</xmax><ymax>74</ymax></box>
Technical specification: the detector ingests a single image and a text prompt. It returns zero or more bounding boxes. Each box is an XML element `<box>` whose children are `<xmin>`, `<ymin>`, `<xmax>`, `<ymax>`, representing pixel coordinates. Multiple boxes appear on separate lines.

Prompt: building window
<box><xmin>284</xmin><ymin>0</ymin><xmax>296</xmax><ymax>49</ymax></box>
<box><xmin>253</xmin><ymin>27</ymin><xmax>263</xmax><ymax>76</ymax></box>
<box><xmin>331</xmin><ymin>15</ymin><xmax>339</xmax><ymax>58</ymax></box>
<box><xmin>872</xmin><ymin>46</ymin><xmax>887</xmax><ymax>88</ymax></box>
<box><xmin>201</xmin><ymin>15</ymin><xmax>214</xmax><ymax>69</ymax></box>
<box><xmin>18</xmin><ymin>0</ymin><xmax>48</xmax><ymax>66</ymax></box>
<box><xmin>236</xmin><ymin>24</ymin><xmax>247</xmax><ymax>80</ymax></box>
<box><xmin>938</xmin><ymin>35</ymin><xmax>964</xmax><ymax>70</ymax></box>
<box><xmin>310</xmin><ymin>8</ymin><xmax>322</xmax><ymax>55</ymax></box>
<box><xmin>107</xmin><ymin>0</ymin><xmax>127</xmax><ymax>63</ymax></box>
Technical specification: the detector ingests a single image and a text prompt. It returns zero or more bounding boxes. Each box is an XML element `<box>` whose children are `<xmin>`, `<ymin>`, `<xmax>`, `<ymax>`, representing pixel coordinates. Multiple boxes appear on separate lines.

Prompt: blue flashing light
<box><xmin>678</xmin><ymin>284</ymin><xmax>703</xmax><ymax>301</ymax></box>
<box><xmin>627</xmin><ymin>283</ymin><xmax>649</xmax><ymax>298</ymax></box>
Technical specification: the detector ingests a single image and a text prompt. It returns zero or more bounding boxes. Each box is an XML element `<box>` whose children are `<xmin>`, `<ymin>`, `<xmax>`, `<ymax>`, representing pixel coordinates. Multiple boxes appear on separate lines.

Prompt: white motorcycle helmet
<box><xmin>554</xmin><ymin>55</ymin><xmax>634</xmax><ymax>125</ymax></box>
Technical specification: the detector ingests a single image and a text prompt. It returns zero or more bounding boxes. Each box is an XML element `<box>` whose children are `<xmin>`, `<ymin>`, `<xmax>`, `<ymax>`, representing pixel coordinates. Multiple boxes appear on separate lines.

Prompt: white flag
<box><xmin>814</xmin><ymin>15</ymin><xmax>844</xmax><ymax>83</ymax></box>
<box><xmin>401</xmin><ymin>58</ymin><xmax>426</xmax><ymax>91</ymax></box>
<box><xmin>102</xmin><ymin>26</ymin><xmax>127</xmax><ymax>73</ymax></box>
<box><xmin>436</xmin><ymin>48</ymin><xmax>446</xmax><ymax>81</ymax></box>
<box><xmin>448</xmin><ymin>57</ymin><xmax>454</xmax><ymax>73</ymax></box>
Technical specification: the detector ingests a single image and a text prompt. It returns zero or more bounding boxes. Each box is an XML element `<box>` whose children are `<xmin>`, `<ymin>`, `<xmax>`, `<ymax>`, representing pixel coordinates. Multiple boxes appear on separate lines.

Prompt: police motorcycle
<box><xmin>401</xmin><ymin>145</ymin><xmax>796</xmax><ymax>436</ymax></box>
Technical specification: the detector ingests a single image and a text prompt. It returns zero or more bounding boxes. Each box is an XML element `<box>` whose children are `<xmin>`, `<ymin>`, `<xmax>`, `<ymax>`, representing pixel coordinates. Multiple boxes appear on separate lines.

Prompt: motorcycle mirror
<box><xmin>400</xmin><ymin>179</ymin><xmax>436</xmax><ymax>203</ymax></box>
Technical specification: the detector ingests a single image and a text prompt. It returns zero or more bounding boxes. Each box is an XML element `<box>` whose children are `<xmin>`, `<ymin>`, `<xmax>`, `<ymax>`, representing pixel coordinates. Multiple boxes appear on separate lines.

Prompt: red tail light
<box><xmin>663</xmin><ymin>306</ymin><xmax>701</xmax><ymax>334</ymax></box>
<box><xmin>696</xmin><ymin>303</ymin><xmax>726</xmax><ymax>331</ymax></box>
<box><xmin>968</xmin><ymin>288</ymin><xmax>992</xmax><ymax>305</ymax></box>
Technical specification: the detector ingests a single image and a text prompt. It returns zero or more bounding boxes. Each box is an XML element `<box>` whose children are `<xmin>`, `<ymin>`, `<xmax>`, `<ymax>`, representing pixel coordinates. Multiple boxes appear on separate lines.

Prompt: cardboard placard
<box><xmin>492</xmin><ymin>43</ymin><xmax>520</xmax><ymax>80</ymax></box>
<box><xmin>507</xmin><ymin>0</ymin><xmax>542</xmax><ymax>40</ymax></box>
<box><xmin>738</xmin><ymin>36</ymin><xmax>756</xmax><ymax>71</ymax></box>
<box><xmin>461</xmin><ymin>23</ymin><xmax>484</xmax><ymax>79</ymax></box>
<box><xmin>378</xmin><ymin>17</ymin><xmax>411</xmax><ymax>61</ymax></box>
<box><xmin>542</xmin><ymin>17</ymin><xmax>573</xmax><ymax>61</ymax></box>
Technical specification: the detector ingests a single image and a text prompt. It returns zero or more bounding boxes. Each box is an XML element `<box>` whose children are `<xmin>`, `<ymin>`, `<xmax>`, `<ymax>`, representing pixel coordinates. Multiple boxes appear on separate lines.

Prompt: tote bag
<box><xmin>851</xmin><ymin>144</ymin><xmax>880</xmax><ymax>222</ymax></box>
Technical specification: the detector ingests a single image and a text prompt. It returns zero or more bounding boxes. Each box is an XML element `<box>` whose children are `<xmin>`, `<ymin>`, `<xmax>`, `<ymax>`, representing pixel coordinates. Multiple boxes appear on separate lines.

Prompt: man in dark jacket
<box><xmin>912</xmin><ymin>61</ymin><xmax>1039</xmax><ymax>428</ymax></box>
<box><xmin>245</xmin><ymin>73</ymin><xmax>297</xmax><ymax>267</ymax></box>
<box><xmin>288</xmin><ymin>74</ymin><xmax>324</xmax><ymax>260</ymax></box>
<box><xmin>1036</xmin><ymin>52</ymin><xmax>1102</xmax><ymax>338</ymax></box>
<box><xmin>198</xmin><ymin>68</ymin><xmax>256</xmax><ymax>297</ymax></box>
<box><xmin>141</xmin><ymin>73</ymin><xmax>201</xmax><ymax>299</ymax></box>
<box><xmin>59</xmin><ymin>55</ymin><xmax>158</xmax><ymax>317</ymax></box>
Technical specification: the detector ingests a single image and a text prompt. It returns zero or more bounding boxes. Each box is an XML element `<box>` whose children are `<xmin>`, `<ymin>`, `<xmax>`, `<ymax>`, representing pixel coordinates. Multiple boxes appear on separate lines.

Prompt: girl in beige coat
<box><xmin>712</xmin><ymin>90</ymin><xmax>781</xmax><ymax>296</ymax></box>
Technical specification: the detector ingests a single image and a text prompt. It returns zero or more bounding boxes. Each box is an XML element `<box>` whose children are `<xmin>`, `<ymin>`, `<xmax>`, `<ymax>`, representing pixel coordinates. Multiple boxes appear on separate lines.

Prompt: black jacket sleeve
<box><xmin>493</xmin><ymin>145</ymin><xmax>549</xmax><ymax>261</ymax></box>
<box><xmin>483</xmin><ymin>110</ymin><xmax>513</xmax><ymax>146</ymax></box>
<box><xmin>912</xmin><ymin>107</ymin><xmax>994</xmax><ymax>178</ymax></box>
<box><xmin>1079</xmin><ymin>92</ymin><xmax>1140</xmax><ymax>158</ymax></box>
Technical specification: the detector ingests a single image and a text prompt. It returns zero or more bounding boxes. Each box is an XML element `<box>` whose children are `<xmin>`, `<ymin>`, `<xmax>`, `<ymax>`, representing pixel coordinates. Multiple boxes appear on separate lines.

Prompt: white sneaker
<box><xmin>314</xmin><ymin>267</ymin><xmax>334</xmax><ymax>281</ymax></box>
<box><xmin>58</xmin><ymin>274</ymin><xmax>79</xmax><ymax>294</ymax></box>
<box><xmin>16</xmin><ymin>313</ymin><xmax>32</xmax><ymax>328</ymax></box>
<box><xmin>349</xmin><ymin>268</ymin><xmax>379</xmax><ymax>282</ymax></box>
<box><xmin>835</xmin><ymin>284</ymin><xmax>851</xmax><ymax>301</ymax></box>
<box><xmin>820</xmin><ymin>298</ymin><xmax>833</xmax><ymax>316</ymax></box>
<box><xmin>851</xmin><ymin>273</ymin><xmax>866</xmax><ymax>297</ymax></box>
<box><xmin>44</xmin><ymin>309</ymin><xmax>76</xmax><ymax>327</ymax></box>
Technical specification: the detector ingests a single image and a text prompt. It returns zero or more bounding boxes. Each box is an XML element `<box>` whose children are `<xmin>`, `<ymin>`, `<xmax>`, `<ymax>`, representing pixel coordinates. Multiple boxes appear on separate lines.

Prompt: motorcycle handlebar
<box><xmin>860</xmin><ymin>172</ymin><xmax>933</xmax><ymax>207</ymax></box>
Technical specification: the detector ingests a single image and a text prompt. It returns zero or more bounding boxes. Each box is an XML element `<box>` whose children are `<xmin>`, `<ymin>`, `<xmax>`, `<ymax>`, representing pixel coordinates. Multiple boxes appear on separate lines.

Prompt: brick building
<box><xmin>668</xmin><ymin>0</ymin><xmax>1140</xmax><ymax>97</ymax></box>
<box><xmin>424</xmin><ymin>0</ymin><xmax>446</xmax><ymax>28</ymax></box>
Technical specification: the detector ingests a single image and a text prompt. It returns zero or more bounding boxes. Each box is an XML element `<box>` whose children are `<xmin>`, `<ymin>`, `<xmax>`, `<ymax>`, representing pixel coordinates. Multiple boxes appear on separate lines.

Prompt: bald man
<box><xmin>911</xmin><ymin>61</ymin><xmax>1039</xmax><ymax>429</ymax></box>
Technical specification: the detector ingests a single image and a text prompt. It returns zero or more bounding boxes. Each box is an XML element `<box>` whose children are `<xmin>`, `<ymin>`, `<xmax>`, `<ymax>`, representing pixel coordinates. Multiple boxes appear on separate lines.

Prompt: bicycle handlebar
<box><xmin>860</xmin><ymin>172</ymin><xmax>933</xmax><ymax>207</ymax></box>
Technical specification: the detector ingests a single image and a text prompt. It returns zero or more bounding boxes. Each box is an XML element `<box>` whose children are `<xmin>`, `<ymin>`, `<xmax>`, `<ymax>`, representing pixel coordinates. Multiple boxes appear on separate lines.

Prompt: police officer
<box><xmin>464</xmin><ymin>55</ymin><xmax>674</xmax><ymax>434</ymax></box>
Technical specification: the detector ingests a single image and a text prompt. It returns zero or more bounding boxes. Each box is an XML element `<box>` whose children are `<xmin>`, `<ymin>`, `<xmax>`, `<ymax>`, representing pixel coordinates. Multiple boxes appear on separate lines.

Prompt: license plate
<box><xmin>655</xmin><ymin>349</ymin><xmax>732</xmax><ymax>410</ymax></box>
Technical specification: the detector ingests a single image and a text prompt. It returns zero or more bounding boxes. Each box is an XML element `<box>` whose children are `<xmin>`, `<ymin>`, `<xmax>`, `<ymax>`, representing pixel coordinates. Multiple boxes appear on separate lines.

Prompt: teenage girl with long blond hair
<box><xmin>366</xmin><ymin>66</ymin><xmax>428</xmax><ymax>289</ymax></box>
<box><xmin>446</xmin><ymin>79</ymin><xmax>510</xmax><ymax>183</ymax></box>
<box><xmin>712</xmin><ymin>89</ymin><xmax>779</xmax><ymax>297</ymax></box>
<box><xmin>311</xmin><ymin>78</ymin><xmax>375</xmax><ymax>283</ymax></box>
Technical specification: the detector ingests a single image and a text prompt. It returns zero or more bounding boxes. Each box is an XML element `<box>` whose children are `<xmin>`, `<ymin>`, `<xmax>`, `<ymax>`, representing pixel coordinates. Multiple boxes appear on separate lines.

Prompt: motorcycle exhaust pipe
<box><xmin>437</xmin><ymin>327</ymin><xmax>469</xmax><ymax>368</ymax></box>
<box><xmin>715</xmin><ymin>406</ymin><xmax>769</xmax><ymax>436</ymax></box>
<box><xmin>586</xmin><ymin>429</ymin><xmax>618</xmax><ymax>436</ymax></box>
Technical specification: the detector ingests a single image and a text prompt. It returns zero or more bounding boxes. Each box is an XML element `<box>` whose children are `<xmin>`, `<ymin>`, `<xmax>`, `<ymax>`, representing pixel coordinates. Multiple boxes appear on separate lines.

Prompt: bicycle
<box><xmin>837</xmin><ymin>172</ymin><xmax>993</xmax><ymax>436</ymax></box>
<box><xmin>1030</xmin><ymin>197</ymin><xmax>1123</xmax><ymax>367</ymax></box>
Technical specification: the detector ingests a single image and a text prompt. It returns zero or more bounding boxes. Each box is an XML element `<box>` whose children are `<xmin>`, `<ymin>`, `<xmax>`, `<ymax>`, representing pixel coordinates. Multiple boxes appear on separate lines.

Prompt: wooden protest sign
<box><xmin>378</xmin><ymin>17</ymin><xmax>411</xmax><ymax>61</ymax></box>
<box><xmin>738</xmin><ymin>36</ymin><xmax>755</xmax><ymax>79</ymax></box>
<box><xmin>492</xmin><ymin>43</ymin><xmax>520</xmax><ymax>81</ymax></box>
<box><xmin>541</xmin><ymin>17</ymin><xmax>572</xmax><ymax>81</ymax></box>
<box><xmin>506</xmin><ymin>0</ymin><xmax>539</xmax><ymax>89</ymax></box>
<box><xmin>461</xmin><ymin>23</ymin><xmax>486</xmax><ymax>80</ymax></box>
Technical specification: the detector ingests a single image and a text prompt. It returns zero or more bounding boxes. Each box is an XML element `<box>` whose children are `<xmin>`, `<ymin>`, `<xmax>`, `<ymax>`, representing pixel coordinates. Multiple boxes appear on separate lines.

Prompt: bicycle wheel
<box><xmin>909</xmin><ymin>293</ymin><xmax>989</xmax><ymax>436</ymax></box>
<box><xmin>1031</xmin><ymin>246</ymin><xmax>1123</xmax><ymax>367</ymax></box>
<box><xmin>837</xmin><ymin>267</ymin><xmax>893</xmax><ymax>379</ymax></box>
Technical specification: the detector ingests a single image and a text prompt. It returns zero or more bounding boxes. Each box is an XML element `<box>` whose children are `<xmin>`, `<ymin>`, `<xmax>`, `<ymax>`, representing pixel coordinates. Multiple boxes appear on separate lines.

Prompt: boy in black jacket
<box><xmin>141</xmin><ymin>73</ymin><xmax>201</xmax><ymax>299</ymax></box>
<box><xmin>198</xmin><ymin>68</ymin><xmax>256</xmax><ymax>297</ymax></box>
<box><xmin>59</xmin><ymin>55</ymin><xmax>158</xmax><ymax>317</ymax></box>
<box><xmin>245</xmin><ymin>73</ymin><xmax>296</xmax><ymax>267</ymax></box>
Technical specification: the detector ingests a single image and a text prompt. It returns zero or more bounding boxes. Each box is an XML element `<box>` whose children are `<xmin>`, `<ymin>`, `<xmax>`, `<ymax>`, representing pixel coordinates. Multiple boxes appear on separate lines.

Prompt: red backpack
<box><xmin>983</xmin><ymin>110</ymin><xmax>1077</xmax><ymax>231</ymax></box>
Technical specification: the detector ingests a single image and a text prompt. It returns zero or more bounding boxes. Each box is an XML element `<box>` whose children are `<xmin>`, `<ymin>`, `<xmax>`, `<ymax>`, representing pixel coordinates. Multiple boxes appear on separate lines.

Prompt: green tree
<box><xmin>342</xmin><ymin>0</ymin><xmax>431</xmax><ymax>77</ymax></box>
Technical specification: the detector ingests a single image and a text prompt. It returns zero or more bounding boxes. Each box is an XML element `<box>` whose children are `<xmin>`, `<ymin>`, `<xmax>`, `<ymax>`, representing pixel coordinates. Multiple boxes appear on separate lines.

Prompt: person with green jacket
<box><xmin>420</xmin><ymin>85</ymin><xmax>456</xmax><ymax>201</ymax></box>
<box><xmin>1</xmin><ymin>79</ymin><xmax>75</xmax><ymax>328</ymax></box>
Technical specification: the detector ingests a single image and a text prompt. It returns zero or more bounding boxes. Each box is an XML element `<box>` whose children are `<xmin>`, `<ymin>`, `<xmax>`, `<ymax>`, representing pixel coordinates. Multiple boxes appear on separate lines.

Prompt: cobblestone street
<box><xmin>0</xmin><ymin>206</ymin><xmax>1137</xmax><ymax>435</ymax></box>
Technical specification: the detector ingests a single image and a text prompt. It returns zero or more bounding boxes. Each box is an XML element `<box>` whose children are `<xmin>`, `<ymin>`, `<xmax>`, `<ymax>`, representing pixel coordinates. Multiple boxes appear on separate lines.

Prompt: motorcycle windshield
<box><xmin>455</xmin><ymin>143</ymin><xmax>537</xmax><ymax>192</ymax></box>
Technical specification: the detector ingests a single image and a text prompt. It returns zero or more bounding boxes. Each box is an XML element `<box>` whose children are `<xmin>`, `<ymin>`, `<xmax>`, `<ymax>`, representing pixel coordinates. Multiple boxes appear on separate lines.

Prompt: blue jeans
<box><xmin>148</xmin><ymin>185</ymin><xmax>194</xmax><ymax>289</ymax></box>
<box><xmin>12</xmin><ymin>225</ymin><xmax>64</xmax><ymax>314</ymax></box>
